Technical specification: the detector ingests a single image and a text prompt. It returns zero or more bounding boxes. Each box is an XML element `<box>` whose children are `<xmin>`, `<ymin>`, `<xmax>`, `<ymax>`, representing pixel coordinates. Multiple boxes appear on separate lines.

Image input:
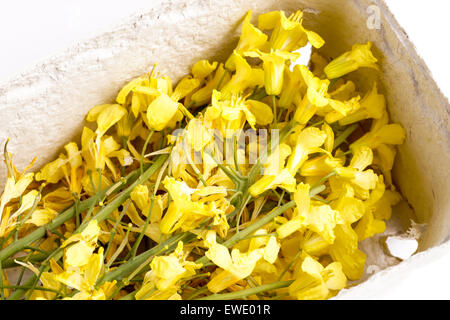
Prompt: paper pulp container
<box><xmin>0</xmin><ymin>0</ymin><xmax>449</xmax><ymax>298</ymax></box>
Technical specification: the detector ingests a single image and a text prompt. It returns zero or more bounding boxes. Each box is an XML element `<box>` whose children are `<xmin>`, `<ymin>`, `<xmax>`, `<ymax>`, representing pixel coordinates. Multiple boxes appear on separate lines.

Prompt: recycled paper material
<box><xmin>0</xmin><ymin>0</ymin><xmax>448</xmax><ymax>298</ymax></box>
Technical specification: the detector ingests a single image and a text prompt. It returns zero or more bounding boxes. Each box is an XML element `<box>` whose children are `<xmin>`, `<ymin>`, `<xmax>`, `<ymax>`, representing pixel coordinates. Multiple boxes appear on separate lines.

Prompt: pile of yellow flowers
<box><xmin>0</xmin><ymin>10</ymin><xmax>405</xmax><ymax>300</ymax></box>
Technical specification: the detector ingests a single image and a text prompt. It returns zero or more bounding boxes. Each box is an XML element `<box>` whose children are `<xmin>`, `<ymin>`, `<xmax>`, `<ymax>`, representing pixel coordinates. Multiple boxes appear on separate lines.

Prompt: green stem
<box><xmin>233</xmin><ymin>136</ymin><xmax>243</xmax><ymax>176</ymax></box>
<box><xmin>277</xmin><ymin>249</ymin><xmax>302</xmax><ymax>281</ymax></box>
<box><xmin>128</xmin><ymin>197</ymin><xmax>155</xmax><ymax>260</ymax></box>
<box><xmin>104</xmin><ymin>201</ymin><xmax>129</xmax><ymax>260</ymax></box>
<box><xmin>1</xmin><ymin>253</ymin><xmax>48</xmax><ymax>269</ymax></box>
<box><xmin>140</xmin><ymin>130</ymin><xmax>154</xmax><ymax>176</ymax></box>
<box><xmin>82</xmin><ymin>155</ymin><xmax>168</xmax><ymax>229</ymax></box>
<box><xmin>106</xmin><ymin>224</ymin><xmax>132</xmax><ymax>269</ymax></box>
<box><xmin>333</xmin><ymin>124</ymin><xmax>358</xmax><ymax>150</ymax></box>
<box><xmin>216</xmin><ymin>69</ymin><xmax>229</xmax><ymax>90</ymax></box>
<box><xmin>249</xmin><ymin>87</ymin><xmax>267</xmax><ymax>101</ymax></box>
<box><xmin>235</xmin><ymin>193</ymin><xmax>251</xmax><ymax>233</ymax></box>
<box><xmin>198</xmin><ymin>280</ymin><xmax>293</xmax><ymax>300</ymax></box>
<box><xmin>97</xmin><ymin>231</ymin><xmax>195</xmax><ymax>286</ymax></box>
<box><xmin>72</xmin><ymin>193</ymin><xmax>81</xmax><ymax>228</ymax></box>
<box><xmin>3</xmin><ymin>157</ymin><xmax>167</xmax><ymax>300</ymax></box>
<box><xmin>0</xmin><ymin>160</ymin><xmax>157</xmax><ymax>263</ymax></box>
<box><xmin>186</xmin><ymin>286</ymin><xmax>209</xmax><ymax>300</ymax></box>
<box><xmin>0</xmin><ymin>285</ymin><xmax>60</xmax><ymax>294</ymax></box>
<box><xmin>247</xmin><ymin>120</ymin><xmax>296</xmax><ymax>185</ymax></box>
<box><xmin>311</xmin><ymin>171</ymin><xmax>337</xmax><ymax>189</ymax></box>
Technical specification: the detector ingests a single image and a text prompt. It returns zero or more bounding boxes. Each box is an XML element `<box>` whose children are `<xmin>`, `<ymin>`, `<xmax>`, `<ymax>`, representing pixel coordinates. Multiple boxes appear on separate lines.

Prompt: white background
<box><xmin>0</xmin><ymin>0</ymin><xmax>448</xmax><ymax>299</ymax></box>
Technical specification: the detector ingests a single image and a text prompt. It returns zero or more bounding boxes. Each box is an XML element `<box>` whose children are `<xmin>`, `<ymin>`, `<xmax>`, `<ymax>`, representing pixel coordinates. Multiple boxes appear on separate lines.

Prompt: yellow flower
<box><xmin>324</xmin><ymin>42</ymin><xmax>379</xmax><ymax>79</ymax></box>
<box><xmin>332</xmin><ymin>191</ymin><xmax>366</xmax><ymax>225</ymax></box>
<box><xmin>286</xmin><ymin>127</ymin><xmax>327</xmax><ymax>175</ymax></box>
<box><xmin>258</xmin><ymin>10</ymin><xmax>325</xmax><ymax>51</ymax></box>
<box><xmin>141</xmin><ymin>75</ymin><xmax>197</xmax><ymax>132</ymax></box>
<box><xmin>279</xmin><ymin>65</ymin><xmax>305</xmax><ymax>109</ymax></box>
<box><xmin>8</xmin><ymin>189</ymin><xmax>39</xmax><ymax>221</ymax></box>
<box><xmin>0</xmin><ymin>171</ymin><xmax>37</xmax><ymax>234</ymax></box>
<box><xmin>205</xmin><ymin>90</ymin><xmax>262</xmax><ymax>137</ymax></box>
<box><xmin>204</xmin><ymin>231</ymin><xmax>280</xmax><ymax>293</ymax></box>
<box><xmin>306</xmin><ymin>205</ymin><xmax>343</xmax><ymax>244</ymax></box>
<box><xmin>146</xmin><ymin>94</ymin><xmax>181</xmax><ymax>131</ymax></box>
<box><xmin>262</xmin><ymin>143</ymin><xmax>292</xmax><ymax>175</ymax></box>
<box><xmin>80</xmin><ymin>127</ymin><xmax>132</xmax><ymax>179</ymax></box>
<box><xmin>25</xmin><ymin>207</ymin><xmax>58</xmax><ymax>227</ymax></box>
<box><xmin>245</xmin><ymin>100</ymin><xmax>274</xmax><ymax>126</ymax></box>
<box><xmin>245</xmin><ymin>49</ymin><xmax>300</xmax><ymax>95</ymax></box>
<box><xmin>170</xmin><ymin>76</ymin><xmax>201</xmax><ymax>102</ymax></box>
<box><xmin>373</xmin><ymin>144</ymin><xmax>397</xmax><ymax>186</ymax></box>
<box><xmin>136</xmin><ymin>241</ymin><xmax>201</xmax><ymax>296</ymax></box>
<box><xmin>293</xmin><ymin>66</ymin><xmax>330</xmax><ymax>124</ymax></box>
<box><xmin>62</xmin><ymin>219</ymin><xmax>101</xmax><ymax>268</ymax></box>
<box><xmin>35</xmin><ymin>157</ymin><xmax>66</xmax><ymax>184</ymax></box>
<box><xmin>159</xmin><ymin>177</ymin><xmax>224</xmax><ymax>234</ymax></box>
<box><xmin>191</xmin><ymin>60</ymin><xmax>218</xmax><ymax>79</ymax></box>
<box><xmin>235</xmin><ymin>11</ymin><xmax>268</xmax><ymax>53</ymax></box>
<box><xmin>276</xmin><ymin>183</ymin><xmax>310</xmax><ymax>239</ymax></box>
<box><xmin>300</xmin><ymin>154</ymin><xmax>344</xmax><ymax>177</ymax></box>
<box><xmin>57</xmin><ymin>247</ymin><xmax>117</xmax><ymax>300</ymax></box>
<box><xmin>321</xmin><ymin>123</ymin><xmax>334</xmax><ymax>153</ymax></box>
<box><xmin>87</xmin><ymin>104</ymin><xmax>127</xmax><ymax>141</ymax></box>
<box><xmin>190</xmin><ymin>63</ymin><xmax>231</xmax><ymax>107</ymax></box>
<box><xmin>248</xmin><ymin>168</ymin><xmax>296</xmax><ymax>197</ymax></box>
<box><xmin>299</xmin><ymin>231</ymin><xmax>330</xmax><ymax>256</ymax></box>
<box><xmin>289</xmin><ymin>254</ymin><xmax>346</xmax><ymax>300</ymax></box>
<box><xmin>350</xmin><ymin>146</ymin><xmax>373</xmax><ymax>171</ymax></box>
<box><xmin>325</xmin><ymin>96</ymin><xmax>361</xmax><ymax>123</ymax></box>
<box><xmin>339</xmin><ymin>83</ymin><xmax>385</xmax><ymax>125</ymax></box>
<box><xmin>329</xmin><ymin>224</ymin><xmax>366</xmax><ymax>280</ymax></box>
<box><xmin>186</xmin><ymin>117</ymin><xmax>214</xmax><ymax>152</ymax></box>
<box><xmin>334</xmin><ymin>146</ymin><xmax>378</xmax><ymax>197</ymax></box>
<box><xmin>350</xmin><ymin>121</ymin><xmax>406</xmax><ymax>150</ymax></box>
<box><xmin>372</xmin><ymin>189</ymin><xmax>402</xmax><ymax>220</ymax></box>
<box><xmin>335</xmin><ymin>167</ymin><xmax>379</xmax><ymax>196</ymax></box>
<box><xmin>220</xmin><ymin>51</ymin><xmax>264</xmax><ymax>97</ymax></box>
<box><xmin>354</xmin><ymin>210</ymin><xmax>386</xmax><ymax>241</ymax></box>
<box><xmin>116</xmin><ymin>76</ymin><xmax>147</xmax><ymax>105</ymax></box>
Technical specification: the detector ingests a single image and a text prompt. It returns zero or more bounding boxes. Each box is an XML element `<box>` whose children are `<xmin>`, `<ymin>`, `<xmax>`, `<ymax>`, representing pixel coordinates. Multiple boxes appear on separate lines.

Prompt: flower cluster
<box><xmin>0</xmin><ymin>9</ymin><xmax>405</xmax><ymax>300</ymax></box>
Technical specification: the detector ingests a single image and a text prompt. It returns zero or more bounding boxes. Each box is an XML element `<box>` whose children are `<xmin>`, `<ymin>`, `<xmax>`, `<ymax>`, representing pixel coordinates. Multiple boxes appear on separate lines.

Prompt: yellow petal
<box><xmin>83</xmin><ymin>247</ymin><xmax>104</xmax><ymax>288</ymax></box>
<box><xmin>306</xmin><ymin>205</ymin><xmax>342</xmax><ymax>244</ymax></box>
<box><xmin>286</xmin><ymin>127</ymin><xmax>326</xmax><ymax>175</ymax></box>
<box><xmin>329</xmin><ymin>224</ymin><xmax>366</xmax><ymax>280</ymax></box>
<box><xmin>65</xmin><ymin>241</ymin><xmax>96</xmax><ymax>268</ymax></box>
<box><xmin>146</xmin><ymin>94</ymin><xmax>180</xmax><ymax>131</ymax></box>
<box><xmin>354</xmin><ymin>211</ymin><xmax>386</xmax><ymax>241</ymax></box>
<box><xmin>25</xmin><ymin>207</ymin><xmax>58</xmax><ymax>226</ymax></box>
<box><xmin>95</xmin><ymin>104</ymin><xmax>127</xmax><ymax>138</ymax></box>
<box><xmin>322</xmin><ymin>262</ymin><xmax>347</xmax><ymax>290</ymax></box>
<box><xmin>35</xmin><ymin>157</ymin><xmax>66</xmax><ymax>184</ymax></box>
<box><xmin>191</xmin><ymin>60</ymin><xmax>218</xmax><ymax>79</ymax></box>
<box><xmin>245</xmin><ymin>100</ymin><xmax>274</xmax><ymax>125</ymax></box>
<box><xmin>116</xmin><ymin>77</ymin><xmax>145</xmax><ymax>104</ymax></box>
<box><xmin>236</xmin><ymin>11</ymin><xmax>268</xmax><ymax>53</ymax></box>
<box><xmin>171</xmin><ymin>76</ymin><xmax>201</xmax><ymax>102</ymax></box>
<box><xmin>324</xmin><ymin>42</ymin><xmax>379</xmax><ymax>79</ymax></box>
<box><xmin>339</xmin><ymin>83</ymin><xmax>385</xmax><ymax>125</ymax></box>
<box><xmin>350</xmin><ymin>146</ymin><xmax>373</xmax><ymax>171</ymax></box>
<box><xmin>248</xmin><ymin>168</ymin><xmax>296</xmax><ymax>197</ymax></box>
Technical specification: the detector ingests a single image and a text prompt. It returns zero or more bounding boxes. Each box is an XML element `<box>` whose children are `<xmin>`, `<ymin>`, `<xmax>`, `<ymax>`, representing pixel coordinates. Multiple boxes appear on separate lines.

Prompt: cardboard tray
<box><xmin>0</xmin><ymin>0</ymin><xmax>449</xmax><ymax>298</ymax></box>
